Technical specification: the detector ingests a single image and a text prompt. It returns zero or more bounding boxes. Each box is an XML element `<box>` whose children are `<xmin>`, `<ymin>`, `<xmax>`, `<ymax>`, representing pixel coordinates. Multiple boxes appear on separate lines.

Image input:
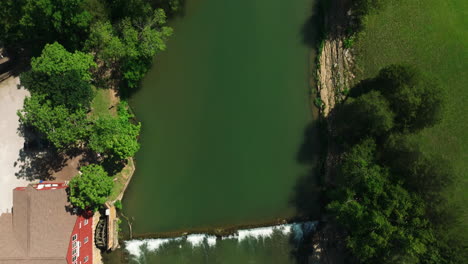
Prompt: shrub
<box><xmin>114</xmin><ymin>200</ymin><xmax>123</xmax><ymax>210</ymax></box>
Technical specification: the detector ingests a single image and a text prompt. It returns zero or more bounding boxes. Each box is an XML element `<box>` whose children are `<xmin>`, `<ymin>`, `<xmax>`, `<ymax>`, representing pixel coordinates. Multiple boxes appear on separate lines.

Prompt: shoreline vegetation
<box><xmin>316</xmin><ymin>0</ymin><xmax>467</xmax><ymax>263</ymax></box>
<box><xmin>1</xmin><ymin>0</ymin><xmax>466</xmax><ymax>263</ymax></box>
<box><xmin>0</xmin><ymin>0</ymin><xmax>182</xmax><ymax>259</ymax></box>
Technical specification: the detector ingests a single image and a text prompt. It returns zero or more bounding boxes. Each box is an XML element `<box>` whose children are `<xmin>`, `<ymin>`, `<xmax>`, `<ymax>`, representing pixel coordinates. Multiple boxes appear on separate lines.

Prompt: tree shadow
<box><xmin>14</xmin><ymin>125</ymin><xmax>93</xmax><ymax>181</ymax></box>
<box><xmin>0</xmin><ymin>51</ymin><xmax>30</xmax><ymax>82</ymax></box>
<box><xmin>101</xmin><ymin>156</ymin><xmax>127</xmax><ymax>176</ymax></box>
<box><xmin>14</xmin><ymin>127</ymin><xmax>67</xmax><ymax>181</ymax></box>
<box><xmin>293</xmin><ymin>121</ymin><xmax>326</xmax><ymax>217</ymax></box>
<box><xmin>301</xmin><ymin>0</ymin><xmax>324</xmax><ymax>48</ymax></box>
<box><xmin>288</xmin><ymin>120</ymin><xmax>328</xmax><ymax>263</ymax></box>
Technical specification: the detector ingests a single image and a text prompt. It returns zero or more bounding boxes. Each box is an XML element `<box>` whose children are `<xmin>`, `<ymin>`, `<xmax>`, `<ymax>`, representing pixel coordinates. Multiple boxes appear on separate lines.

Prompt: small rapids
<box><xmin>125</xmin><ymin>221</ymin><xmax>318</xmax><ymax>259</ymax></box>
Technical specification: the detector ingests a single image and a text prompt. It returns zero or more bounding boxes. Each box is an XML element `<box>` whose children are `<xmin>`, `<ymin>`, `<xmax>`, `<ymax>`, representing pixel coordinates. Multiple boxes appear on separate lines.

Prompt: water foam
<box><xmin>186</xmin><ymin>234</ymin><xmax>218</xmax><ymax>247</ymax></box>
<box><xmin>125</xmin><ymin>221</ymin><xmax>317</xmax><ymax>258</ymax></box>
<box><xmin>125</xmin><ymin>237</ymin><xmax>182</xmax><ymax>258</ymax></box>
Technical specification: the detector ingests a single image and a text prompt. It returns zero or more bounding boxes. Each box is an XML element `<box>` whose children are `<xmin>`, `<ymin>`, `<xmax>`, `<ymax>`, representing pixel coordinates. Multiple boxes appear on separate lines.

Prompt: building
<box><xmin>0</xmin><ymin>182</ymin><xmax>93</xmax><ymax>264</ymax></box>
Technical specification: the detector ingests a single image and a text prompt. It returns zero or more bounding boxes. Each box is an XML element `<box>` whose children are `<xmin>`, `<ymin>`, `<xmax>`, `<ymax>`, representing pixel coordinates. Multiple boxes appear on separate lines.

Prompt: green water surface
<box><xmin>123</xmin><ymin>0</ymin><xmax>319</xmax><ymax>235</ymax></box>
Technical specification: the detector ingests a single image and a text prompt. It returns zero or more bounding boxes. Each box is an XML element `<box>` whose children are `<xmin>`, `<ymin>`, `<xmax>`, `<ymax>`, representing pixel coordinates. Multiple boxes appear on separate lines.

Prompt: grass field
<box><xmin>353</xmin><ymin>0</ymin><xmax>468</xmax><ymax>235</ymax></box>
<box><xmin>90</xmin><ymin>87</ymin><xmax>115</xmax><ymax>119</ymax></box>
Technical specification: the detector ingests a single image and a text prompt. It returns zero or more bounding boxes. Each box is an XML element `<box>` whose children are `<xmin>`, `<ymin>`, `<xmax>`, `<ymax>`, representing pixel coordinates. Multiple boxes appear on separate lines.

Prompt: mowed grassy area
<box><xmin>354</xmin><ymin>0</ymin><xmax>467</xmax><ymax>233</ymax></box>
<box><xmin>90</xmin><ymin>86</ymin><xmax>116</xmax><ymax>119</ymax></box>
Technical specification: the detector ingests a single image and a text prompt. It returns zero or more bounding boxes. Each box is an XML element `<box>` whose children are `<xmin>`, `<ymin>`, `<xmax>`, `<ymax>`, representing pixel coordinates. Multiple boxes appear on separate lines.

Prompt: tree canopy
<box><xmin>374</xmin><ymin>65</ymin><xmax>443</xmax><ymax>132</ymax></box>
<box><xmin>18</xmin><ymin>94</ymin><xmax>89</xmax><ymax>149</ymax></box>
<box><xmin>89</xmin><ymin>102</ymin><xmax>141</xmax><ymax>160</ymax></box>
<box><xmin>328</xmin><ymin>139</ymin><xmax>438</xmax><ymax>263</ymax></box>
<box><xmin>335</xmin><ymin>90</ymin><xmax>394</xmax><ymax>144</ymax></box>
<box><xmin>325</xmin><ymin>64</ymin><xmax>462</xmax><ymax>263</ymax></box>
<box><xmin>69</xmin><ymin>164</ymin><xmax>114</xmax><ymax>211</ymax></box>
<box><xmin>339</xmin><ymin>65</ymin><xmax>443</xmax><ymax>139</ymax></box>
<box><xmin>28</xmin><ymin>42</ymin><xmax>95</xmax><ymax>81</ymax></box>
<box><xmin>0</xmin><ymin>0</ymin><xmax>91</xmax><ymax>52</ymax></box>
<box><xmin>20</xmin><ymin>42</ymin><xmax>96</xmax><ymax>109</ymax></box>
<box><xmin>85</xmin><ymin>8</ymin><xmax>173</xmax><ymax>89</ymax></box>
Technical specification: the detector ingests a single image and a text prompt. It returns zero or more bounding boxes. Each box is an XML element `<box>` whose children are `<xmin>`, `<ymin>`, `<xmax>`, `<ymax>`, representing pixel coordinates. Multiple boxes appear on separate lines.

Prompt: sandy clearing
<box><xmin>0</xmin><ymin>76</ymin><xmax>30</xmax><ymax>214</ymax></box>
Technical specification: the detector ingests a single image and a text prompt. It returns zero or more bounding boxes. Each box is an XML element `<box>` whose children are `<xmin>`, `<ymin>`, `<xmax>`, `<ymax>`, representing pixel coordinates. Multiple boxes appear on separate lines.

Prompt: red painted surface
<box><xmin>14</xmin><ymin>181</ymin><xmax>68</xmax><ymax>191</ymax></box>
<box><xmin>66</xmin><ymin>215</ymin><xmax>94</xmax><ymax>264</ymax></box>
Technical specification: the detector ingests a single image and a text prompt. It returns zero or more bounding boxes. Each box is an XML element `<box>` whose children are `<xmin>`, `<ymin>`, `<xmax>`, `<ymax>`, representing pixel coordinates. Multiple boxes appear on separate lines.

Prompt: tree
<box><xmin>327</xmin><ymin>140</ymin><xmax>439</xmax><ymax>263</ymax></box>
<box><xmin>120</xmin><ymin>9</ymin><xmax>172</xmax><ymax>88</ymax></box>
<box><xmin>0</xmin><ymin>0</ymin><xmax>23</xmax><ymax>48</ymax></box>
<box><xmin>0</xmin><ymin>0</ymin><xmax>91</xmax><ymax>52</ymax></box>
<box><xmin>84</xmin><ymin>9</ymin><xmax>172</xmax><ymax>90</ymax></box>
<box><xmin>20</xmin><ymin>42</ymin><xmax>95</xmax><ymax>109</ymax></box>
<box><xmin>69</xmin><ymin>164</ymin><xmax>114</xmax><ymax>211</ymax></box>
<box><xmin>21</xmin><ymin>70</ymin><xmax>94</xmax><ymax>110</ymax></box>
<box><xmin>351</xmin><ymin>0</ymin><xmax>383</xmax><ymax>18</ymax></box>
<box><xmin>88</xmin><ymin>102</ymin><xmax>141</xmax><ymax>160</ymax></box>
<box><xmin>375</xmin><ymin>65</ymin><xmax>443</xmax><ymax>132</ymax></box>
<box><xmin>28</xmin><ymin>42</ymin><xmax>95</xmax><ymax>81</ymax></box>
<box><xmin>85</xmin><ymin>21</ymin><xmax>125</xmax><ymax>66</ymax></box>
<box><xmin>119</xmin><ymin>8</ymin><xmax>173</xmax><ymax>88</ymax></box>
<box><xmin>18</xmin><ymin>94</ymin><xmax>89</xmax><ymax>149</ymax></box>
<box><xmin>334</xmin><ymin>90</ymin><xmax>394</xmax><ymax>144</ymax></box>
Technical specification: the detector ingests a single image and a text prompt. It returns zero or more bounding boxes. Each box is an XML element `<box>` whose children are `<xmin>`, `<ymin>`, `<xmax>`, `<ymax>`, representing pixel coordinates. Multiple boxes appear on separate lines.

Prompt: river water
<box><xmin>109</xmin><ymin>0</ymin><xmax>320</xmax><ymax>262</ymax></box>
<box><xmin>105</xmin><ymin>222</ymin><xmax>321</xmax><ymax>263</ymax></box>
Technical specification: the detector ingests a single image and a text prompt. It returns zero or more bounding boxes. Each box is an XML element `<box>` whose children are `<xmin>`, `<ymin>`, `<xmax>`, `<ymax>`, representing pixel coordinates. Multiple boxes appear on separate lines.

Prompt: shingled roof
<box><xmin>0</xmin><ymin>185</ymin><xmax>76</xmax><ymax>264</ymax></box>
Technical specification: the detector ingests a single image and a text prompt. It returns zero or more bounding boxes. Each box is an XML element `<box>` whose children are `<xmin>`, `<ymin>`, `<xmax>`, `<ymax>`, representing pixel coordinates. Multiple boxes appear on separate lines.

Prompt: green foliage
<box><xmin>328</xmin><ymin>140</ymin><xmax>439</xmax><ymax>263</ymax></box>
<box><xmin>29</xmin><ymin>42</ymin><xmax>96</xmax><ymax>81</ymax></box>
<box><xmin>21</xmin><ymin>70</ymin><xmax>94</xmax><ymax>110</ymax></box>
<box><xmin>114</xmin><ymin>200</ymin><xmax>123</xmax><ymax>210</ymax></box>
<box><xmin>335</xmin><ymin>90</ymin><xmax>394</xmax><ymax>144</ymax></box>
<box><xmin>353</xmin><ymin>1</ymin><xmax>468</xmax><ymax>261</ymax></box>
<box><xmin>350</xmin><ymin>0</ymin><xmax>383</xmax><ymax>30</ymax></box>
<box><xmin>85</xmin><ymin>21</ymin><xmax>125</xmax><ymax>66</ymax></box>
<box><xmin>89</xmin><ymin>102</ymin><xmax>141</xmax><ymax>160</ymax></box>
<box><xmin>69</xmin><ymin>164</ymin><xmax>114</xmax><ymax>211</ymax></box>
<box><xmin>18</xmin><ymin>94</ymin><xmax>89</xmax><ymax>149</ymax></box>
<box><xmin>327</xmin><ymin>64</ymin><xmax>457</xmax><ymax>263</ymax></box>
<box><xmin>314</xmin><ymin>96</ymin><xmax>325</xmax><ymax>109</ymax></box>
<box><xmin>85</xmin><ymin>8</ymin><xmax>173</xmax><ymax>89</ymax></box>
<box><xmin>375</xmin><ymin>65</ymin><xmax>443</xmax><ymax>132</ymax></box>
<box><xmin>107</xmin><ymin>0</ymin><xmax>153</xmax><ymax>21</ymax></box>
<box><xmin>343</xmin><ymin>35</ymin><xmax>356</xmax><ymax>49</ymax></box>
<box><xmin>20</xmin><ymin>42</ymin><xmax>95</xmax><ymax>109</ymax></box>
<box><xmin>119</xmin><ymin>9</ymin><xmax>173</xmax><ymax>88</ymax></box>
<box><xmin>84</xmin><ymin>0</ymin><xmax>110</xmax><ymax>22</ymax></box>
<box><xmin>0</xmin><ymin>0</ymin><xmax>91</xmax><ymax>52</ymax></box>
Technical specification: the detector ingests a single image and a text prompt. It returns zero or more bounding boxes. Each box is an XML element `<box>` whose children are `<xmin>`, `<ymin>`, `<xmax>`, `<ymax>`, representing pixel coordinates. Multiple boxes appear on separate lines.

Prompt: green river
<box><xmin>105</xmin><ymin>0</ymin><xmax>321</xmax><ymax>262</ymax></box>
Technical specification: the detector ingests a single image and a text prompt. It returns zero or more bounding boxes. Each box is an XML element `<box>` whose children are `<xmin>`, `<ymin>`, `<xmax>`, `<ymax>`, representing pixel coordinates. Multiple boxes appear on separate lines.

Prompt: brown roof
<box><xmin>0</xmin><ymin>186</ymin><xmax>76</xmax><ymax>264</ymax></box>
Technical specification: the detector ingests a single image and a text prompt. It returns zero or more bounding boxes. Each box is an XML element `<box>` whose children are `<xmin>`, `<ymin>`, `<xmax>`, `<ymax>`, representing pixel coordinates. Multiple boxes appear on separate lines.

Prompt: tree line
<box><xmin>325</xmin><ymin>65</ymin><xmax>467</xmax><ymax>263</ymax></box>
<box><xmin>0</xmin><ymin>0</ymin><xmax>181</xmax><ymax>212</ymax></box>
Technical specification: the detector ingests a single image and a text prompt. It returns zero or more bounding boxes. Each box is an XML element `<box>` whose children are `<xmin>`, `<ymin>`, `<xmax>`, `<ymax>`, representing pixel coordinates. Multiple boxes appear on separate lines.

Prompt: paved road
<box><xmin>0</xmin><ymin>76</ymin><xmax>30</xmax><ymax>213</ymax></box>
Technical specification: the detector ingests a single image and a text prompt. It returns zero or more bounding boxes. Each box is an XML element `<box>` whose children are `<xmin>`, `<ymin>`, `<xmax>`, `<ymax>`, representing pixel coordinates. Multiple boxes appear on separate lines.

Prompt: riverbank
<box><xmin>314</xmin><ymin>0</ymin><xmax>355</xmax><ymax>263</ymax></box>
<box><xmin>316</xmin><ymin>0</ymin><xmax>354</xmax><ymax>118</ymax></box>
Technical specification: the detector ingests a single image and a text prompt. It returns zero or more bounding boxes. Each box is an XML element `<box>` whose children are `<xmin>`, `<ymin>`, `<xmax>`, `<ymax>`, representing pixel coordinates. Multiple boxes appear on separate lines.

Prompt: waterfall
<box><xmin>125</xmin><ymin>221</ymin><xmax>318</xmax><ymax>259</ymax></box>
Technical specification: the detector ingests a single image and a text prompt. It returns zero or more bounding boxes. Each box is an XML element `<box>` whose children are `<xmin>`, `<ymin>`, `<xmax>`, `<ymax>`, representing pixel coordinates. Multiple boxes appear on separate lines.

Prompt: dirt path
<box><xmin>0</xmin><ymin>77</ymin><xmax>30</xmax><ymax>213</ymax></box>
